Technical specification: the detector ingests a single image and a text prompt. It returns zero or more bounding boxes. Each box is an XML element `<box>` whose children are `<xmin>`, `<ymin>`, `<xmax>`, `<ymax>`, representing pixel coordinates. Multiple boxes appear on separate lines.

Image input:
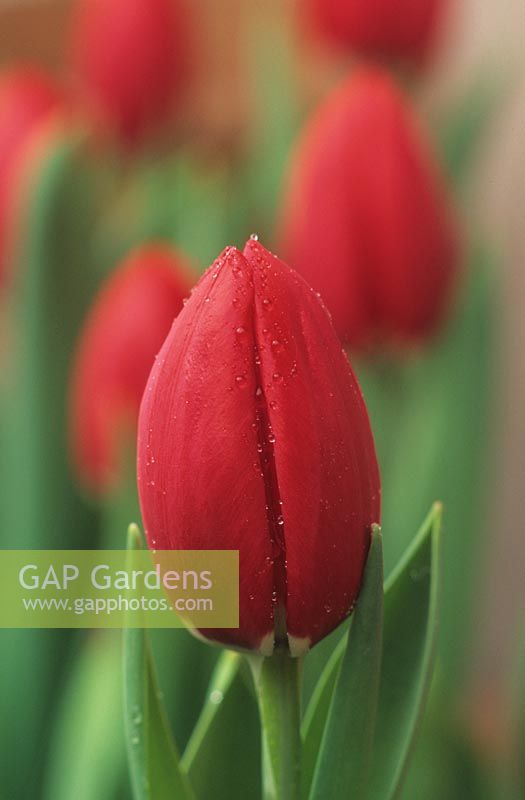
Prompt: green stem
<box><xmin>250</xmin><ymin>652</ymin><xmax>302</xmax><ymax>800</ymax></box>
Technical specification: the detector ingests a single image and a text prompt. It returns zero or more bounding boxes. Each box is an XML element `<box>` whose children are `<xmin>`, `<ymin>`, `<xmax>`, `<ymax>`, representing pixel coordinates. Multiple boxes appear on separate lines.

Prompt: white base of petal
<box><xmin>258</xmin><ymin>632</ymin><xmax>276</xmax><ymax>657</ymax></box>
<box><xmin>288</xmin><ymin>635</ymin><xmax>311</xmax><ymax>657</ymax></box>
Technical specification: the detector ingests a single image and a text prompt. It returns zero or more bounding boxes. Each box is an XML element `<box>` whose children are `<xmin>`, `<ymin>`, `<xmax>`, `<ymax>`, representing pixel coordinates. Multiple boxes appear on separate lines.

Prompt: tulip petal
<box><xmin>71</xmin><ymin>247</ymin><xmax>192</xmax><ymax>492</ymax></box>
<box><xmin>280</xmin><ymin>69</ymin><xmax>458</xmax><ymax>350</ymax></box>
<box><xmin>244</xmin><ymin>239</ymin><xmax>381</xmax><ymax>649</ymax></box>
<box><xmin>138</xmin><ymin>247</ymin><xmax>275</xmax><ymax>653</ymax></box>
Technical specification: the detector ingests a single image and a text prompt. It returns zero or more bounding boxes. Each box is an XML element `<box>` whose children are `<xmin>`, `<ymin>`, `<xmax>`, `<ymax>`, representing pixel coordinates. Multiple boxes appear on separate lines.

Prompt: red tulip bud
<box><xmin>70</xmin><ymin>246</ymin><xmax>193</xmax><ymax>493</ymax></box>
<box><xmin>0</xmin><ymin>67</ymin><xmax>64</xmax><ymax>286</ymax></box>
<box><xmin>305</xmin><ymin>0</ymin><xmax>448</xmax><ymax>68</ymax></box>
<box><xmin>69</xmin><ymin>0</ymin><xmax>191</xmax><ymax>146</ymax></box>
<box><xmin>280</xmin><ymin>69</ymin><xmax>458</xmax><ymax>351</ymax></box>
<box><xmin>138</xmin><ymin>239</ymin><xmax>380</xmax><ymax>656</ymax></box>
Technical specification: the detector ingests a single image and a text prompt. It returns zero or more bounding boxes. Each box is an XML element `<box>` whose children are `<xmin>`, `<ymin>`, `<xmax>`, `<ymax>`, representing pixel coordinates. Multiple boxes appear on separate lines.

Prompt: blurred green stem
<box><xmin>250</xmin><ymin>652</ymin><xmax>302</xmax><ymax>800</ymax></box>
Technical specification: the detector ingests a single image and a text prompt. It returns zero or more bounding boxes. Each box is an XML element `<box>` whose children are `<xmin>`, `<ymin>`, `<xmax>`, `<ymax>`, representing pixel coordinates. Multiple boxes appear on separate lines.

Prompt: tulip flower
<box><xmin>69</xmin><ymin>0</ymin><xmax>191</xmax><ymax>146</ymax></box>
<box><xmin>0</xmin><ymin>67</ymin><xmax>63</xmax><ymax>286</ymax></box>
<box><xmin>280</xmin><ymin>68</ymin><xmax>458</xmax><ymax>351</ymax></box>
<box><xmin>138</xmin><ymin>238</ymin><xmax>380</xmax><ymax>656</ymax></box>
<box><xmin>70</xmin><ymin>246</ymin><xmax>193</xmax><ymax>493</ymax></box>
<box><xmin>305</xmin><ymin>0</ymin><xmax>447</xmax><ymax>68</ymax></box>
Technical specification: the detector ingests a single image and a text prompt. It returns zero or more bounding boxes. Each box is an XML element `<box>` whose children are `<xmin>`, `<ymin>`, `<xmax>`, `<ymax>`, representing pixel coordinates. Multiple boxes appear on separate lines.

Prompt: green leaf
<box><xmin>124</xmin><ymin>525</ymin><xmax>195</xmax><ymax>800</ymax></box>
<box><xmin>43</xmin><ymin>632</ymin><xmax>125</xmax><ymax>800</ymax></box>
<box><xmin>309</xmin><ymin>527</ymin><xmax>384</xmax><ymax>800</ymax></box>
<box><xmin>301</xmin><ymin>631</ymin><xmax>348</xmax><ymax>799</ymax></box>
<box><xmin>302</xmin><ymin>506</ymin><xmax>441</xmax><ymax>800</ymax></box>
<box><xmin>182</xmin><ymin>652</ymin><xmax>261</xmax><ymax>800</ymax></box>
<box><xmin>181</xmin><ymin>650</ymin><xmax>242</xmax><ymax>771</ymax></box>
<box><xmin>0</xmin><ymin>131</ymin><xmax>101</xmax><ymax>799</ymax></box>
<box><xmin>377</xmin><ymin>255</ymin><xmax>493</xmax><ymax>691</ymax></box>
<box><xmin>367</xmin><ymin>503</ymin><xmax>442</xmax><ymax>800</ymax></box>
<box><xmin>437</xmin><ymin>76</ymin><xmax>500</xmax><ymax>183</ymax></box>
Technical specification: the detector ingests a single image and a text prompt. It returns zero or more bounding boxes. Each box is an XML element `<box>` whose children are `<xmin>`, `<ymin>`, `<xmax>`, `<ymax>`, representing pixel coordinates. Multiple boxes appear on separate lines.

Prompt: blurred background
<box><xmin>0</xmin><ymin>0</ymin><xmax>524</xmax><ymax>798</ymax></box>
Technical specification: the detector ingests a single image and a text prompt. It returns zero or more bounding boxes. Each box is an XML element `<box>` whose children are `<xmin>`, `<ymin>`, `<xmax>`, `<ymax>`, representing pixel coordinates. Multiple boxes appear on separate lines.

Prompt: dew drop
<box><xmin>235</xmin><ymin>375</ymin><xmax>247</xmax><ymax>388</ymax></box>
<box><xmin>250</xmin><ymin>233</ymin><xmax>259</xmax><ymax>241</ymax></box>
<box><xmin>235</xmin><ymin>326</ymin><xmax>246</xmax><ymax>337</ymax></box>
<box><xmin>210</xmin><ymin>690</ymin><xmax>224</xmax><ymax>705</ymax></box>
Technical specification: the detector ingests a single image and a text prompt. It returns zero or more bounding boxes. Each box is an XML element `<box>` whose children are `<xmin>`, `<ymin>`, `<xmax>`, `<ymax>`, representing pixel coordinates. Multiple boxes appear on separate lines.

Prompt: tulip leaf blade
<box><xmin>302</xmin><ymin>505</ymin><xmax>441</xmax><ymax>800</ymax></box>
<box><xmin>438</xmin><ymin>76</ymin><xmax>500</xmax><ymax>183</ymax></box>
<box><xmin>0</xmin><ymin>131</ymin><xmax>101</xmax><ymax>798</ymax></box>
<box><xmin>42</xmin><ymin>632</ymin><xmax>125</xmax><ymax>800</ymax></box>
<box><xmin>308</xmin><ymin>526</ymin><xmax>384</xmax><ymax>800</ymax></box>
<box><xmin>367</xmin><ymin>502</ymin><xmax>442</xmax><ymax>800</ymax></box>
<box><xmin>182</xmin><ymin>650</ymin><xmax>262</xmax><ymax>800</ymax></box>
<box><xmin>300</xmin><ymin>631</ymin><xmax>346</xmax><ymax>798</ymax></box>
<box><xmin>124</xmin><ymin>525</ymin><xmax>195</xmax><ymax>800</ymax></box>
<box><xmin>181</xmin><ymin>649</ymin><xmax>242</xmax><ymax>771</ymax></box>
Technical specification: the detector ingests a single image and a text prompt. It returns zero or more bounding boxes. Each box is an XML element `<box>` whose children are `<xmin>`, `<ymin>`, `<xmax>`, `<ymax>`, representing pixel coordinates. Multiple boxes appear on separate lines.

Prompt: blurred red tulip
<box><xmin>70</xmin><ymin>245</ymin><xmax>193</xmax><ymax>493</ymax></box>
<box><xmin>69</xmin><ymin>0</ymin><xmax>191</xmax><ymax>146</ymax></box>
<box><xmin>280</xmin><ymin>68</ymin><xmax>458</xmax><ymax>351</ymax></box>
<box><xmin>138</xmin><ymin>238</ymin><xmax>380</xmax><ymax>656</ymax></box>
<box><xmin>305</xmin><ymin>0</ymin><xmax>447</xmax><ymax>68</ymax></box>
<box><xmin>0</xmin><ymin>67</ymin><xmax>64</xmax><ymax>287</ymax></box>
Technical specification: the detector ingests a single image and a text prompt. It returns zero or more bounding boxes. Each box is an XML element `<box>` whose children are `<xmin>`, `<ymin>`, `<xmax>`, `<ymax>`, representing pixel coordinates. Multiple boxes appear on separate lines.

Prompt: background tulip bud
<box><xmin>70</xmin><ymin>246</ymin><xmax>193</xmax><ymax>493</ymax></box>
<box><xmin>138</xmin><ymin>239</ymin><xmax>380</xmax><ymax>657</ymax></box>
<box><xmin>280</xmin><ymin>68</ymin><xmax>459</xmax><ymax>351</ymax></box>
<box><xmin>0</xmin><ymin>67</ymin><xmax>63</xmax><ymax>286</ymax></box>
<box><xmin>69</xmin><ymin>0</ymin><xmax>191</xmax><ymax>146</ymax></box>
<box><xmin>305</xmin><ymin>0</ymin><xmax>448</xmax><ymax>68</ymax></box>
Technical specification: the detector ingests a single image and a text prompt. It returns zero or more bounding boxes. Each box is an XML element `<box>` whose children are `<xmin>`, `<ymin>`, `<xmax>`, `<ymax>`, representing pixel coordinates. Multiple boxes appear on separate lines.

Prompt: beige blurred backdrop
<box><xmin>1</xmin><ymin>0</ymin><xmax>524</xmax><ymax>708</ymax></box>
